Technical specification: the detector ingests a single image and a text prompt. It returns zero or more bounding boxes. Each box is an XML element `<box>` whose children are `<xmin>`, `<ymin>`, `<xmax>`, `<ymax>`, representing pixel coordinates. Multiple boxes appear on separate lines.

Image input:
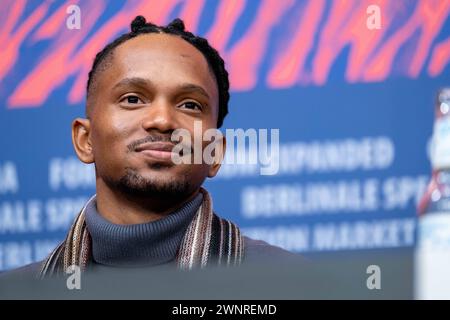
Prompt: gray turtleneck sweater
<box><xmin>0</xmin><ymin>192</ymin><xmax>303</xmax><ymax>281</ymax></box>
<box><xmin>84</xmin><ymin>193</ymin><xmax>203</xmax><ymax>268</ymax></box>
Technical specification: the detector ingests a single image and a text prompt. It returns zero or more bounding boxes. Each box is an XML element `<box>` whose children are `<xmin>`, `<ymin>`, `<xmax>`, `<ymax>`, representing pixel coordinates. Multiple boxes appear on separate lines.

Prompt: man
<box><xmin>3</xmin><ymin>16</ymin><xmax>299</xmax><ymax>280</ymax></box>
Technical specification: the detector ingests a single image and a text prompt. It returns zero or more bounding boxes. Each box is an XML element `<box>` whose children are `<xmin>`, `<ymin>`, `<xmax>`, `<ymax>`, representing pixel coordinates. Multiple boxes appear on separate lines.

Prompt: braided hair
<box><xmin>86</xmin><ymin>15</ymin><xmax>230</xmax><ymax>128</ymax></box>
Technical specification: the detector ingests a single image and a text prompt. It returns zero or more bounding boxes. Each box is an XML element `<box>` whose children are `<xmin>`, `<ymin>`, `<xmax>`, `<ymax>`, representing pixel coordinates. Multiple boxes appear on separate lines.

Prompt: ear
<box><xmin>72</xmin><ymin>118</ymin><xmax>94</xmax><ymax>164</ymax></box>
<box><xmin>207</xmin><ymin>134</ymin><xmax>226</xmax><ymax>178</ymax></box>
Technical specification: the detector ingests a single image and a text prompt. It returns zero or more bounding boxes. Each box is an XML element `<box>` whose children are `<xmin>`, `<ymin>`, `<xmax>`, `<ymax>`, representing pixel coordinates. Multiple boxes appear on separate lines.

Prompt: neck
<box><xmin>95</xmin><ymin>178</ymin><xmax>200</xmax><ymax>225</ymax></box>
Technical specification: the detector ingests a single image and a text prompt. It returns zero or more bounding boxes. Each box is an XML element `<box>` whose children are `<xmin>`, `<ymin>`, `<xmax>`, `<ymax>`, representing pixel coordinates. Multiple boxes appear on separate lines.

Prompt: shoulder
<box><xmin>0</xmin><ymin>261</ymin><xmax>43</xmax><ymax>281</ymax></box>
<box><xmin>243</xmin><ymin>236</ymin><xmax>308</xmax><ymax>265</ymax></box>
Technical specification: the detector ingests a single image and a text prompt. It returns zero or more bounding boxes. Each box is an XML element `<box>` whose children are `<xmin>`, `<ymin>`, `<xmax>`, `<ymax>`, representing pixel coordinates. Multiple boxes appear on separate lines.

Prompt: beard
<box><xmin>104</xmin><ymin>166</ymin><xmax>194</xmax><ymax>201</ymax></box>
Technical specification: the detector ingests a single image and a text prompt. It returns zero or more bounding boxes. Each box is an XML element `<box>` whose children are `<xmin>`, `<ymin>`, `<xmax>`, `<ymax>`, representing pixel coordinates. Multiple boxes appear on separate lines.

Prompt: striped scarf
<box><xmin>38</xmin><ymin>188</ymin><xmax>244</xmax><ymax>278</ymax></box>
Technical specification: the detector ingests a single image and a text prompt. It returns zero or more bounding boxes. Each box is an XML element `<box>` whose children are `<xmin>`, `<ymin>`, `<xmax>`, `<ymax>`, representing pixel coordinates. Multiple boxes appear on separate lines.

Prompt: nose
<box><xmin>141</xmin><ymin>97</ymin><xmax>178</xmax><ymax>133</ymax></box>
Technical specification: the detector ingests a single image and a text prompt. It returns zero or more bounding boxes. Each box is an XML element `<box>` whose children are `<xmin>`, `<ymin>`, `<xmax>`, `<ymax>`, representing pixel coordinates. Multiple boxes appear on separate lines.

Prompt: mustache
<box><xmin>127</xmin><ymin>133</ymin><xmax>193</xmax><ymax>153</ymax></box>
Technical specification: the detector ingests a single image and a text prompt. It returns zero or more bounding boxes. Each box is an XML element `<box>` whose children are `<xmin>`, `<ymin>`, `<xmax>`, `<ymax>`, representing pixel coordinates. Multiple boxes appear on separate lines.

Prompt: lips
<box><xmin>134</xmin><ymin>142</ymin><xmax>176</xmax><ymax>161</ymax></box>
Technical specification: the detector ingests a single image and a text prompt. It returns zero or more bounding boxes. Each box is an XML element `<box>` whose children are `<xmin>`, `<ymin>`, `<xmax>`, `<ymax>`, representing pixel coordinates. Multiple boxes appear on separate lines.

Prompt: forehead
<box><xmin>104</xmin><ymin>33</ymin><xmax>218</xmax><ymax>98</ymax></box>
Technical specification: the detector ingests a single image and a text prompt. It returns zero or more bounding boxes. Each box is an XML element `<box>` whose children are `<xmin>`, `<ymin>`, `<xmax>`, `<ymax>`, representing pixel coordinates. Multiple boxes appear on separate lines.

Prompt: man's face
<box><xmin>80</xmin><ymin>33</ymin><xmax>221</xmax><ymax>199</ymax></box>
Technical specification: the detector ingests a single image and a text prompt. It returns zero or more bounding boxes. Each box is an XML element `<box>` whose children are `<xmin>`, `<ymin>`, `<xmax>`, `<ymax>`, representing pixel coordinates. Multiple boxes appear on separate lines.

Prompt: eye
<box><xmin>121</xmin><ymin>95</ymin><xmax>144</xmax><ymax>104</ymax></box>
<box><xmin>179</xmin><ymin>101</ymin><xmax>203</xmax><ymax>111</ymax></box>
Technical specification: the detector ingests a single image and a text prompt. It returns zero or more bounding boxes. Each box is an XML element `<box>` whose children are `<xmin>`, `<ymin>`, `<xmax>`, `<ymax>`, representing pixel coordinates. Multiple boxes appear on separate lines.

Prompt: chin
<box><xmin>137</xmin><ymin>167</ymin><xmax>190</xmax><ymax>182</ymax></box>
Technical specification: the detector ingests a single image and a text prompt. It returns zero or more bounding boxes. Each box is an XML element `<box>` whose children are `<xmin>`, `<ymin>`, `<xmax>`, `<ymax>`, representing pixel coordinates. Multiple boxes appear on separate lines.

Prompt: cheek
<box><xmin>183</xmin><ymin>119</ymin><xmax>218</xmax><ymax>144</ymax></box>
<box><xmin>91</xmin><ymin>113</ymin><xmax>136</xmax><ymax>163</ymax></box>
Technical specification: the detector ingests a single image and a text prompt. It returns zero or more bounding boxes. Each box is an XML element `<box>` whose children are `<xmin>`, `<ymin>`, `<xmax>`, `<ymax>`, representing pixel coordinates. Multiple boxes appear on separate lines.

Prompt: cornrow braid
<box><xmin>87</xmin><ymin>15</ymin><xmax>230</xmax><ymax>128</ymax></box>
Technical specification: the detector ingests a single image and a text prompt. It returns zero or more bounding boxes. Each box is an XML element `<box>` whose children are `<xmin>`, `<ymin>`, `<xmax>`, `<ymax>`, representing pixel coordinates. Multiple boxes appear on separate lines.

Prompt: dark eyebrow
<box><xmin>112</xmin><ymin>77</ymin><xmax>210</xmax><ymax>100</ymax></box>
<box><xmin>112</xmin><ymin>77</ymin><xmax>153</xmax><ymax>90</ymax></box>
<box><xmin>175</xmin><ymin>83</ymin><xmax>210</xmax><ymax>100</ymax></box>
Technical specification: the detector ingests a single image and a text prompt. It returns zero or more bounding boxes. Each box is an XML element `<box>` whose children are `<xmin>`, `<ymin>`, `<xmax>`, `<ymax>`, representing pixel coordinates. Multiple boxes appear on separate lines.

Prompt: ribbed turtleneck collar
<box><xmin>84</xmin><ymin>193</ymin><xmax>203</xmax><ymax>267</ymax></box>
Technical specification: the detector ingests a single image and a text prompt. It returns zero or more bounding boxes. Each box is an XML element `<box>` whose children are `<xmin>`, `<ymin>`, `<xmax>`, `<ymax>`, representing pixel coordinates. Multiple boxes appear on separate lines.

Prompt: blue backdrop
<box><xmin>0</xmin><ymin>0</ymin><xmax>449</xmax><ymax>271</ymax></box>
